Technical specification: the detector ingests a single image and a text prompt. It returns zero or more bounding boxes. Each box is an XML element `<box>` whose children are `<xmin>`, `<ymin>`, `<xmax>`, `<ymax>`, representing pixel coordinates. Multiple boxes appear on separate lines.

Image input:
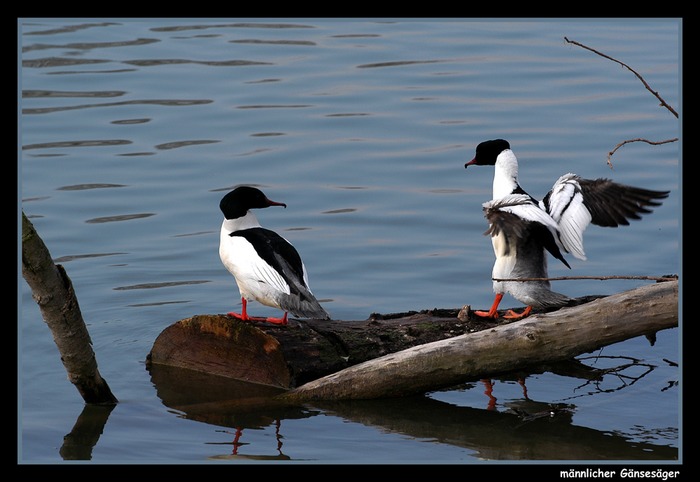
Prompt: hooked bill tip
<box><xmin>266</xmin><ymin>198</ymin><xmax>287</xmax><ymax>209</ymax></box>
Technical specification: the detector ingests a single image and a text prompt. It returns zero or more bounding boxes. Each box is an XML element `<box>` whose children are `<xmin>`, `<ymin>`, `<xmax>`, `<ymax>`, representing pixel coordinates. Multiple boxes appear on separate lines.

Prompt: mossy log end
<box><xmin>147</xmin><ymin>280</ymin><xmax>678</xmax><ymax>400</ymax></box>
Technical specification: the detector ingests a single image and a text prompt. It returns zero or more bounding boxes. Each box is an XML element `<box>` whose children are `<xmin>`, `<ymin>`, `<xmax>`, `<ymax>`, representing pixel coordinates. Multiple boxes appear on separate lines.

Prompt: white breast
<box><xmin>219</xmin><ymin>227</ymin><xmax>291</xmax><ymax>306</ymax></box>
<box><xmin>490</xmin><ymin>231</ymin><xmax>517</xmax><ymax>292</ymax></box>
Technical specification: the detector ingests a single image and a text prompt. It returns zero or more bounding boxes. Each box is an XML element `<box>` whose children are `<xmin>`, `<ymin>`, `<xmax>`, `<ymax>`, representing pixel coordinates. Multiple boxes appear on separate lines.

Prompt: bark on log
<box><xmin>147</xmin><ymin>279</ymin><xmax>677</xmax><ymax>400</ymax></box>
<box><xmin>283</xmin><ymin>279</ymin><xmax>678</xmax><ymax>401</ymax></box>
<box><xmin>22</xmin><ymin>212</ymin><xmax>118</xmax><ymax>405</ymax></box>
<box><xmin>147</xmin><ymin>308</ymin><xmax>485</xmax><ymax>388</ymax></box>
<box><xmin>148</xmin><ymin>300</ymin><xmax>586</xmax><ymax>388</ymax></box>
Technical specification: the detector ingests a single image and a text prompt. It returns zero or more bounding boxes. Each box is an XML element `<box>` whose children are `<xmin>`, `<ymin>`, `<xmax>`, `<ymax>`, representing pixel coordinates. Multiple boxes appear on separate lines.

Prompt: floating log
<box><xmin>147</xmin><ymin>306</ymin><xmax>498</xmax><ymax>388</ymax></box>
<box><xmin>147</xmin><ymin>279</ymin><xmax>678</xmax><ymax>401</ymax></box>
<box><xmin>284</xmin><ymin>280</ymin><xmax>678</xmax><ymax>401</ymax></box>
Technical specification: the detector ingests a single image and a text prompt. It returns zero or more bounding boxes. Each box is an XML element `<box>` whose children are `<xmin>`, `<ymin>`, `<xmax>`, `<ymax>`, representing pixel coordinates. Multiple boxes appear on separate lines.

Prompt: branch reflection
<box><xmin>137</xmin><ymin>357</ymin><xmax>680</xmax><ymax>461</ymax></box>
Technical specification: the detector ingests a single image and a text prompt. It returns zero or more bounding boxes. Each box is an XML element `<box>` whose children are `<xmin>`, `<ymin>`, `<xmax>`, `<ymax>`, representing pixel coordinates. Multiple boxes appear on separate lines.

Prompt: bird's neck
<box><xmin>222</xmin><ymin>211</ymin><xmax>261</xmax><ymax>233</ymax></box>
<box><xmin>493</xmin><ymin>149</ymin><xmax>520</xmax><ymax>199</ymax></box>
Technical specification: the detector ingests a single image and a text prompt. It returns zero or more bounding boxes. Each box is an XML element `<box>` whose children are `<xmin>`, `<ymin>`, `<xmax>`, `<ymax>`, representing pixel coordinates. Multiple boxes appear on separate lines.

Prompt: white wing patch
<box><xmin>542</xmin><ymin>174</ymin><xmax>592</xmax><ymax>260</ymax></box>
<box><xmin>484</xmin><ymin>194</ymin><xmax>560</xmax><ymax>233</ymax></box>
<box><xmin>220</xmin><ymin>234</ymin><xmax>290</xmax><ymax>296</ymax></box>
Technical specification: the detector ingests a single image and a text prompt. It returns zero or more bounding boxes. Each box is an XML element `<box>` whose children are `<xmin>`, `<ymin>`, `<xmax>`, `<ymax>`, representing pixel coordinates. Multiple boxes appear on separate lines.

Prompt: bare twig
<box><xmin>564</xmin><ymin>37</ymin><xmax>678</xmax><ymax>169</ymax></box>
<box><xmin>493</xmin><ymin>275</ymin><xmax>677</xmax><ymax>282</ymax></box>
<box><xmin>564</xmin><ymin>37</ymin><xmax>678</xmax><ymax>118</ymax></box>
<box><xmin>606</xmin><ymin>137</ymin><xmax>679</xmax><ymax>168</ymax></box>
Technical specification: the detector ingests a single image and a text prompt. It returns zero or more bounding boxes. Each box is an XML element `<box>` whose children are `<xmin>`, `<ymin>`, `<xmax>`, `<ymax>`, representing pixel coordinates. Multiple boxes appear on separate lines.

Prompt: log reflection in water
<box><xmin>146</xmin><ymin>358</ymin><xmax>677</xmax><ymax>461</ymax></box>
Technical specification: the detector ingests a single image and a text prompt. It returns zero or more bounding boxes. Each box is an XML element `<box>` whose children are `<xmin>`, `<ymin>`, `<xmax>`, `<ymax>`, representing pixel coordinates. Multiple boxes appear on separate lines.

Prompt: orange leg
<box><xmin>227</xmin><ymin>298</ymin><xmax>262</xmax><ymax>321</ymax></box>
<box><xmin>228</xmin><ymin>298</ymin><xmax>288</xmax><ymax>325</ymax></box>
<box><xmin>473</xmin><ymin>294</ymin><xmax>533</xmax><ymax>320</ymax></box>
<box><xmin>473</xmin><ymin>293</ymin><xmax>504</xmax><ymax>319</ymax></box>
<box><xmin>264</xmin><ymin>312</ymin><xmax>288</xmax><ymax>325</ymax></box>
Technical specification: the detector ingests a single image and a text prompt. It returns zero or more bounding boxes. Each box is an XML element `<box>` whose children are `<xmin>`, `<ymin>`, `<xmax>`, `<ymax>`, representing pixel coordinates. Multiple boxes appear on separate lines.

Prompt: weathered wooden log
<box><xmin>147</xmin><ymin>300</ymin><xmax>604</xmax><ymax>388</ymax></box>
<box><xmin>147</xmin><ymin>306</ymin><xmax>498</xmax><ymax>388</ymax></box>
<box><xmin>147</xmin><ymin>280</ymin><xmax>677</xmax><ymax>400</ymax></box>
<box><xmin>283</xmin><ymin>279</ymin><xmax>678</xmax><ymax>401</ymax></box>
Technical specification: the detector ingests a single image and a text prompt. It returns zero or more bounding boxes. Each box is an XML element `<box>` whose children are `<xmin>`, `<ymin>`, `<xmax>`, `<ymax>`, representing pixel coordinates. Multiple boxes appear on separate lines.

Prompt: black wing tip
<box><xmin>637</xmin><ymin>189</ymin><xmax>670</xmax><ymax>202</ymax></box>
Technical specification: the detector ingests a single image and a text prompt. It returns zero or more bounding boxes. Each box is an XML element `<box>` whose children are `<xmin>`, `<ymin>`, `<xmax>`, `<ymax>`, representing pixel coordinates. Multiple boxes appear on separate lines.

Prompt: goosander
<box><xmin>219</xmin><ymin>186</ymin><xmax>330</xmax><ymax>325</ymax></box>
<box><xmin>464</xmin><ymin>139</ymin><xmax>669</xmax><ymax>320</ymax></box>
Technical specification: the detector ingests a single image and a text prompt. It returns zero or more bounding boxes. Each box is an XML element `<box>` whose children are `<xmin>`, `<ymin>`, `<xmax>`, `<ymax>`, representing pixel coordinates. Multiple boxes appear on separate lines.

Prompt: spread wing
<box><xmin>540</xmin><ymin>174</ymin><xmax>669</xmax><ymax>260</ymax></box>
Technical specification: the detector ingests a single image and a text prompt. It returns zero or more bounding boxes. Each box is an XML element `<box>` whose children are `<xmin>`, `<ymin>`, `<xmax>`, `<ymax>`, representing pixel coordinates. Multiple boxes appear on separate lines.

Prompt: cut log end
<box><xmin>147</xmin><ymin>314</ymin><xmax>291</xmax><ymax>389</ymax></box>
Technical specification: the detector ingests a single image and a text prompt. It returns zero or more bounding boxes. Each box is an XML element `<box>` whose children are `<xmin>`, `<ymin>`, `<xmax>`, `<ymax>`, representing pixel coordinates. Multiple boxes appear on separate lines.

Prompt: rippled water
<box><xmin>19</xmin><ymin>18</ymin><xmax>681</xmax><ymax>464</ymax></box>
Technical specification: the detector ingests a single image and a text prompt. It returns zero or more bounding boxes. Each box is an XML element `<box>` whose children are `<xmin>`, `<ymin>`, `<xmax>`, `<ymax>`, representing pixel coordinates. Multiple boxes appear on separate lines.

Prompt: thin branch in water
<box><xmin>564</xmin><ymin>37</ymin><xmax>678</xmax><ymax>118</ymax></box>
<box><xmin>562</xmin><ymin>355</ymin><xmax>656</xmax><ymax>401</ymax></box>
<box><xmin>492</xmin><ymin>275</ymin><xmax>677</xmax><ymax>282</ymax></box>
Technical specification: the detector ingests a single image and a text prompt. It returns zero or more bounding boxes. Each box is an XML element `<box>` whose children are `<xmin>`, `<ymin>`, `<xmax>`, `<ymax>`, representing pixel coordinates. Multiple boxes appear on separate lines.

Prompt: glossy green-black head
<box><xmin>220</xmin><ymin>186</ymin><xmax>287</xmax><ymax>220</ymax></box>
<box><xmin>465</xmin><ymin>139</ymin><xmax>511</xmax><ymax>168</ymax></box>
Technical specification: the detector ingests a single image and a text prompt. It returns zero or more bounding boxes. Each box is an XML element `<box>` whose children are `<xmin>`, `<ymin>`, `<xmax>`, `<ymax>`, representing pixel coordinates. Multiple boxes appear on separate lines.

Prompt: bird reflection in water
<box><xmin>481</xmin><ymin>378</ymin><xmax>530</xmax><ymax>411</ymax></box>
<box><xmin>210</xmin><ymin>420</ymin><xmax>290</xmax><ymax>461</ymax></box>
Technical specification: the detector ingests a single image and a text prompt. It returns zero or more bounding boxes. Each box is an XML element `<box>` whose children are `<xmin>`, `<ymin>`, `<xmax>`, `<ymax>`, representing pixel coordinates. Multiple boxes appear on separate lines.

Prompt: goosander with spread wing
<box><xmin>465</xmin><ymin>139</ymin><xmax>669</xmax><ymax>319</ymax></box>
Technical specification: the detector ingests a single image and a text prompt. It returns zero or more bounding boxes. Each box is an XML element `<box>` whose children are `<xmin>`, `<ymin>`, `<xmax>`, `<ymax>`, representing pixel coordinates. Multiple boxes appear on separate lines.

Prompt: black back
<box><xmin>229</xmin><ymin>227</ymin><xmax>309</xmax><ymax>298</ymax></box>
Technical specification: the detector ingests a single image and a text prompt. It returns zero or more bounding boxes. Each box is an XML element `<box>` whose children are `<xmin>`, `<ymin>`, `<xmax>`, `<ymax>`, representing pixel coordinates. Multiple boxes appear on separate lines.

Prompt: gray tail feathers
<box><xmin>531</xmin><ymin>286</ymin><xmax>571</xmax><ymax>309</ymax></box>
<box><xmin>280</xmin><ymin>293</ymin><xmax>331</xmax><ymax>320</ymax></box>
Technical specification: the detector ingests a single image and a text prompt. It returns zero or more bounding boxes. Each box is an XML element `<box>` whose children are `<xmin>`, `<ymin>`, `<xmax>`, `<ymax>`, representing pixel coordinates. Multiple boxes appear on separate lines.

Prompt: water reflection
<box><xmin>114</xmin><ymin>280</ymin><xmax>210</xmax><ymax>290</ymax></box>
<box><xmin>149</xmin><ymin>22</ymin><xmax>316</xmax><ymax>32</ymax></box>
<box><xmin>53</xmin><ymin>252</ymin><xmax>126</xmax><ymax>263</ymax></box>
<box><xmin>22</xmin><ymin>21</ymin><xmax>120</xmax><ymax>37</ymax></box>
<box><xmin>230</xmin><ymin>39</ymin><xmax>316</xmax><ymax>46</ymax></box>
<box><xmin>123</xmin><ymin>59</ymin><xmax>272</xmax><ymax>67</ymax></box>
<box><xmin>154</xmin><ymin>140</ymin><xmax>220</xmax><ymax>150</ymax></box>
<box><xmin>21</xmin><ymin>98</ymin><xmax>212</xmax><ymax>115</ymax></box>
<box><xmin>57</xmin><ymin>183</ymin><xmax>126</xmax><ymax>190</ymax></box>
<box><xmin>22</xmin><ymin>90</ymin><xmax>127</xmax><ymax>98</ymax></box>
<box><xmin>21</xmin><ymin>18</ymin><xmax>679</xmax><ymax>463</ymax></box>
<box><xmin>85</xmin><ymin>212</ymin><xmax>155</xmax><ymax>224</ymax></box>
<box><xmin>143</xmin><ymin>361</ymin><xmax>678</xmax><ymax>461</ymax></box>
<box><xmin>59</xmin><ymin>404</ymin><xmax>116</xmax><ymax>461</ymax></box>
<box><xmin>208</xmin><ymin>423</ymin><xmax>291</xmax><ymax>461</ymax></box>
<box><xmin>22</xmin><ymin>139</ymin><xmax>132</xmax><ymax>149</ymax></box>
<box><xmin>316</xmin><ymin>395</ymin><xmax>677</xmax><ymax>461</ymax></box>
<box><xmin>21</xmin><ymin>35</ymin><xmax>156</xmax><ymax>52</ymax></box>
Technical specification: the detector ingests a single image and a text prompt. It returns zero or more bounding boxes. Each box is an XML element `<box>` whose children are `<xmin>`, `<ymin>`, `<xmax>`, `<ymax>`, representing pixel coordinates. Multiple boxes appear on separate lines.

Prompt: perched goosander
<box><xmin>219</xmin><ymin>186</ymin><xmax>330</xmax><ymax>325</ymax></box>
<box><xmin>464</xmin><ymin>139</ymin><xmax>669</xmax><ymax>320</ymax></box>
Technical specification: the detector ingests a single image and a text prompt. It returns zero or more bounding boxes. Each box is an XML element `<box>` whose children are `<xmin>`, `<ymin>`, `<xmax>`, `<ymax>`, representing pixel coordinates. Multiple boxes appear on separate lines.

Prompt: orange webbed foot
<box><xmin>473</xmin><ymin>309</ymin><xmax>500</xmax><ymax>319</ymax></box>
<box><xmin>502</xmin><ymin>306</ymin><xmax>532</xmax><ymax>320</ymax></box>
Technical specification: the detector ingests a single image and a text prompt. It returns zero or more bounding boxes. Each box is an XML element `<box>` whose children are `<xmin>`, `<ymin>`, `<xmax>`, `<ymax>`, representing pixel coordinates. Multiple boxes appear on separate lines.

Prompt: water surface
<box><xmin>19</xmin><ymin>18</ymin><xmax>681</xmax><ymax>465</ymax></box>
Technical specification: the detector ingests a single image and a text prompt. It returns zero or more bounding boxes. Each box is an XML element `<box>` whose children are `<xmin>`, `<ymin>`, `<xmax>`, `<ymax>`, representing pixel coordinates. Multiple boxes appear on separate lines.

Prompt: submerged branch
<box><xmin>493</xmin><ymin>274</ymin><xmax>677</xmax><ymax>282</ymax></box>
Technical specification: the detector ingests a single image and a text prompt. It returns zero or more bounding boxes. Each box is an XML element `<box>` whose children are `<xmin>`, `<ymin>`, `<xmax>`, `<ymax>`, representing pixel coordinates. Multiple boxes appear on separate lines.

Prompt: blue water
<box><xmin>19</xmin><ymin>18</ymin><xmax>681</xmax><ymax>464</ymax></box>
